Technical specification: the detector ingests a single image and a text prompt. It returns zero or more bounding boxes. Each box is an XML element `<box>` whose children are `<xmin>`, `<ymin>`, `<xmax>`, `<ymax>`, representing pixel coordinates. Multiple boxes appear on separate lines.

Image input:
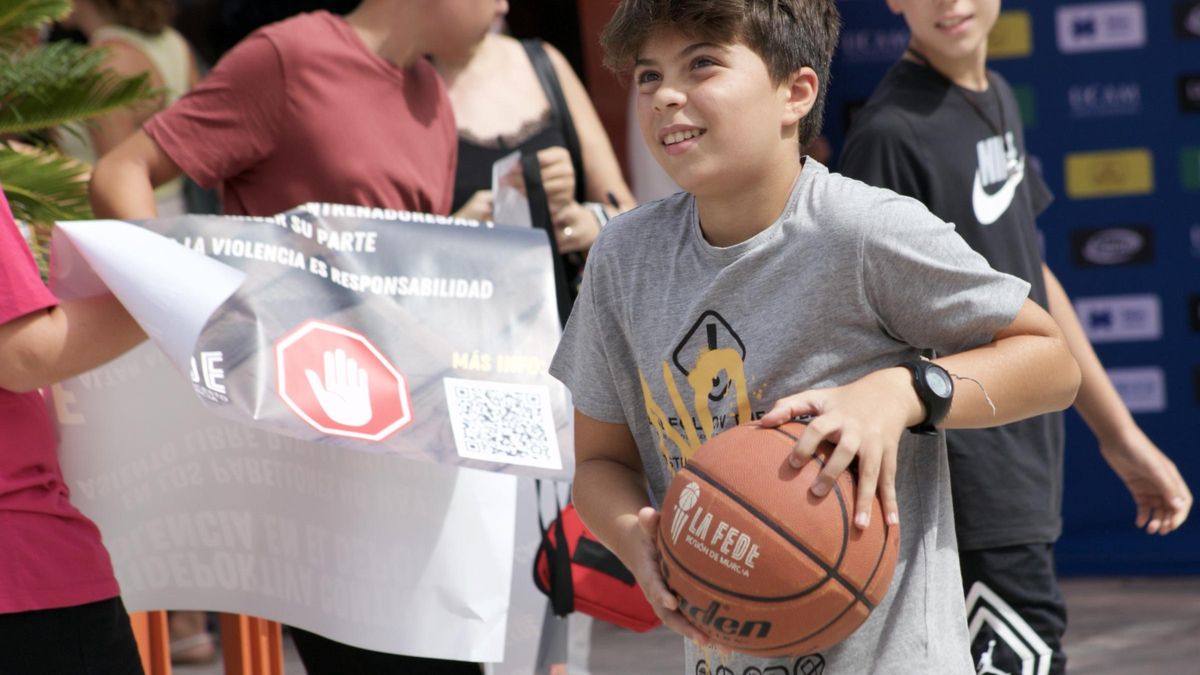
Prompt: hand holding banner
<box><xmin>50</xmin><ymin>205</ymin><xmax>574</xmax><ymax>665</ymax></box>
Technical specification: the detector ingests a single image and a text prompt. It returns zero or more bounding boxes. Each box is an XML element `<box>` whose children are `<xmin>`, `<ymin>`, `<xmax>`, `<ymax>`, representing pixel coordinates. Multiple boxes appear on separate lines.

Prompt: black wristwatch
<box><xmin>898</xmin><ymin>358</ymin><xmax>954</xmax><ymax>435</ymax></box>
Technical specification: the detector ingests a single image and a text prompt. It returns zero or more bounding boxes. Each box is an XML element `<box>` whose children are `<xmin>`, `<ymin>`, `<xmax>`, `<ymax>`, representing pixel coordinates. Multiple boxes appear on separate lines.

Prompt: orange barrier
<box><xmin>131</xmin><ymin>612</ymin><xmax>283</xmax><ymax>675</ymax></box>
<box><xmin>221</xmin><ymin>615</ymin><xmax>284</xmax><ymax>674</ymax></box>
<box><xmin>130</xmin><ymin>611</ymin><xmax>171</xmax><ymax>674</ymax></box>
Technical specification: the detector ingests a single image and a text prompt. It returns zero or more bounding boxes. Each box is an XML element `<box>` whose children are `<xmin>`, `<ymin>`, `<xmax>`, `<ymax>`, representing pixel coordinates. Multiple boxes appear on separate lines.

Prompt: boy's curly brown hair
<box><xmin>92</xmin><ymin>0</ymin><xmax>176</xmax><ymax>35</ymax></box>
<box><xmin>603</xmin><ymin>0</ymin><xmax>841</xmax><ymax>146</ymax></box>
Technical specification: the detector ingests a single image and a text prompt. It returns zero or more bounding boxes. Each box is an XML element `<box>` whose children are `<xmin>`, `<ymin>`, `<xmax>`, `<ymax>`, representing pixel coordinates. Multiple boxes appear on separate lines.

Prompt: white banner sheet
<box><xmin>49</xmin><ymin>206</ymin><xmax>573</xmax><ymax>664</ymax></box>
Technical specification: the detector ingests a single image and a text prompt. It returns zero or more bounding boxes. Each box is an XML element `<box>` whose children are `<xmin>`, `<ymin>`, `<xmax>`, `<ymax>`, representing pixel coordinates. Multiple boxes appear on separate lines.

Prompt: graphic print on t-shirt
<box><xmin>694</xmin><ymin>653</ymin><xmax>826</xmax><ymax>675</ymax></box>
<box><xmin>973</xmin><ymin>131</ymin><xmax>1026</xmax><ymax>226</ymax></box>
<box><xmin>640</xmin><ymin>310</ymin><xmax>767</xmax><ymax>475</ymax></box>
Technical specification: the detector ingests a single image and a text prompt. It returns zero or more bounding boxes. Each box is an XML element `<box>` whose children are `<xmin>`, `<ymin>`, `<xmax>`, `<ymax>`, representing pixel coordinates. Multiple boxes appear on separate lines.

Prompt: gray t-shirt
<box><xmin>550</xmin><ymin>160</ymin><xmax>1029</xmax><ymax>674</ymax></box>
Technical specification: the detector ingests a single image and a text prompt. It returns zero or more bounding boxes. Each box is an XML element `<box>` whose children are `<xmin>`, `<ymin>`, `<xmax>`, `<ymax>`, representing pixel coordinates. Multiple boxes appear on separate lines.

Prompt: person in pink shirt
<box><xmin>0</xmin><ymin>188</ymin><xmax>147</xmax><ymax>673</ymax></box>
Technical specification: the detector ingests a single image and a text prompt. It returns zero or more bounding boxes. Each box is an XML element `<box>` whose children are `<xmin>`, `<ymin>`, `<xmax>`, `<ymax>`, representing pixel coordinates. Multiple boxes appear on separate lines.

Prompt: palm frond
<box><xmin>0</xmin><ymin>144</ymin><xmax>91</xmax><ymax>275</ymax></box>
<box><xmin>0</xmin><ymin>0</ymin><xmax>70</xmax><ymax>48</ymax></box>
<box><xmin>0</xmin><ymin>42</ymin><xmax>158</xmax><ymax>134</ymax></box>
<box><xmin>0</xmin><ymin>0</ymin><xmax>157</xmax><ymax>276</ymax></box>
<box><xmin>0</xmin><ymin>145</ymin><xmax>92</xmax><ymax>225</ymax></box>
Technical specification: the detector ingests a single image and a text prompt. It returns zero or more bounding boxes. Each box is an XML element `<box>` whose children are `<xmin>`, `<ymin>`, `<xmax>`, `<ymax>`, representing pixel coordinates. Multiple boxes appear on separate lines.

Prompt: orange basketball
<box><xmin>656</xmin><ymin>421</ymin><xmax>900</xmax><ymax>657</ymax></box>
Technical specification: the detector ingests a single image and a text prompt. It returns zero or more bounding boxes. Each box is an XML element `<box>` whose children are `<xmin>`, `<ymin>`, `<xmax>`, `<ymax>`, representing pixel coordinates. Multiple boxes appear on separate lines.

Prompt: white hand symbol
<box><xmin>304</xmin><ymin>348</ymin><xmax>373</xmax><ymax>427</ymax></box>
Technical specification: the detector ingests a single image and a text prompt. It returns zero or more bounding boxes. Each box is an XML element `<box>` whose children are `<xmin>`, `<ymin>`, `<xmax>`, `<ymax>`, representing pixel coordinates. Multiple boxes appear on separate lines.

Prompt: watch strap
<box><xmin>899</xmin><ymin>358</ymin><xmax>952</xmax><ymax>435</ymax></box>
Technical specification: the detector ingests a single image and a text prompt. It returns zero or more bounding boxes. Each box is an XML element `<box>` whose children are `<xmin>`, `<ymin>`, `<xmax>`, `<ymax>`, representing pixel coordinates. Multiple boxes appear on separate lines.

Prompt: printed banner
<box><xmin>49</xmin><ymin>206</ymin><xmax>574</xmax><ymax>664</ymax></box>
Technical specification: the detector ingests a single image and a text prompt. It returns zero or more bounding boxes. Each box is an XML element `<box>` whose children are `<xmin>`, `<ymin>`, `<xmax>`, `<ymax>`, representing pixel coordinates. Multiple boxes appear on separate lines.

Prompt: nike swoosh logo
<box><xmin>972</xmin><ymin>156</ymin><xmax>1025</xmax><ymax>226</ymax></box>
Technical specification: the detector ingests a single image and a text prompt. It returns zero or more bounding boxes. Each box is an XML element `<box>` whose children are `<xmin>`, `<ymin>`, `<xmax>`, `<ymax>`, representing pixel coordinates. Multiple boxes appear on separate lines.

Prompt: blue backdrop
<box><xmin>825</xmin><ymin>0</ymin><xmax>1200</xmax><ymax>576</ymax></box>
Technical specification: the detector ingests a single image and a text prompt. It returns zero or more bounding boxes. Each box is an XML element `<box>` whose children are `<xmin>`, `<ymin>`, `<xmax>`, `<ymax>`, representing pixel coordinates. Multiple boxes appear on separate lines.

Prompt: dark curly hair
<box><xmin>93</xmin><ymin>0</ymin><xmax>176</xmax><ymax>35</ymax></box>
<box><xmin>602</xmin><ymin>0</ymin><xmax>841</xmax><ymax>146</ymax></box>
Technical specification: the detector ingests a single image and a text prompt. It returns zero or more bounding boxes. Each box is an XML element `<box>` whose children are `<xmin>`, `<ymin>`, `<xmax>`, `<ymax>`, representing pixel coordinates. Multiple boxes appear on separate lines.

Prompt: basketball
<box><xmin>656</xmin><ymin>421</ymin><xmax>900</xmax><ymax>657</ymax></box>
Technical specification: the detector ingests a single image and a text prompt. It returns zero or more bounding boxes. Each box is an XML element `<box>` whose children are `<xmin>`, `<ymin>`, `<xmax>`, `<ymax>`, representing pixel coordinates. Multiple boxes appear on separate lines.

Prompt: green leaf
<box><xmin>0</xmin><ymin>0</ymin><xmax>159</xmax><ymax>276</ymax></box>
<box><xmin>0</xmin><ymin>42</ymin><xmax>158</xmax><ymax>134</ymax></box>
<box><xmin>0</xmin><ymin>0</ymin><xmax>71</xmax><ymax>48</ymax></box>
<box><xmin>0</xmin><ymin>145</ymin><xmax>92</xmax><ymax>225</ymax></box>
<box><xmin>0</xmin><ymin>144</ymin><xmax>90</xmax><ymax>276</ymax></box>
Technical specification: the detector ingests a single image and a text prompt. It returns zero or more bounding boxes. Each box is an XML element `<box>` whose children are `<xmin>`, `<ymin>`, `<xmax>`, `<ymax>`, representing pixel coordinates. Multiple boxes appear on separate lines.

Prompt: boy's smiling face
<box><xmin>888</xmin><ymin>0</ymin><xmax>1000</xmax><ymax>62</ymax></box>
<box><xmin>633</xmin><ymin>29</ymin><xmax>812</xmax><ymax>197</ymax></box>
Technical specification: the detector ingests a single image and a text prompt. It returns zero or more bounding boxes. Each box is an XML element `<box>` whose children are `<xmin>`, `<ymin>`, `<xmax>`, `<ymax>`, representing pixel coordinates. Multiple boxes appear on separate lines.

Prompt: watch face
<box><xmin>925</xmin><ymin>368</ymin><xmax>953</xmax><ymax>398</ymax></box>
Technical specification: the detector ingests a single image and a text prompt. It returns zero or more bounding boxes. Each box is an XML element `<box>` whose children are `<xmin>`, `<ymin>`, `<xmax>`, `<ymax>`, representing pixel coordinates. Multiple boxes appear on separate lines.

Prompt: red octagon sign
<box><xmin>275</xmin><ymin>320</ymin><xmax>412</xmax><ymax>441</ymax></box>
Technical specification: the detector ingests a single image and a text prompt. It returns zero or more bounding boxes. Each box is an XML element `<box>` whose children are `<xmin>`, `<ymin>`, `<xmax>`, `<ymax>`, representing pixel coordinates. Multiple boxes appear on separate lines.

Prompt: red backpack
<box><xmin>533</xmin><ymin>485</ymin><xmax>662</xmax><ymax>632</ymax></box>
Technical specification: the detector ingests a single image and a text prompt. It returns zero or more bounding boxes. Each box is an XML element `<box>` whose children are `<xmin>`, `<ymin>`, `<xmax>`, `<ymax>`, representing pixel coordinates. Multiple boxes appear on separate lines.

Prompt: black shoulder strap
<box><xmin>534</xmin><ymin>480</ymin><xmax>575</xmax><ymax>617</ymax></box>
<box><xmin>521</xmin><ymin>152</ymin><xmax>575</xmax><ymax>325</ymax></box>
<box><xmin>521</xmin><ymin>38</ymin><xmax>587</xmax><ymax>204</ymax></box>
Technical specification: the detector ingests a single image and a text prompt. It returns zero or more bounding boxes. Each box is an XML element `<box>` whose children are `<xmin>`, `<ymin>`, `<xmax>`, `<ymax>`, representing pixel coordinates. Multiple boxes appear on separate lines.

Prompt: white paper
<box><xmin>47</xmin><ymin>214</ymin><xmax>570</xmax><ymax>663</ymax></box>
<box><xmin>492</xmin><ymin>150</ymin><xmax>532</xmax><ymax>228</ymax></box>
<box><xmin>53</xmin><ymin>219</ymin><xmax>245</xmax><ymax>373</ymax></box>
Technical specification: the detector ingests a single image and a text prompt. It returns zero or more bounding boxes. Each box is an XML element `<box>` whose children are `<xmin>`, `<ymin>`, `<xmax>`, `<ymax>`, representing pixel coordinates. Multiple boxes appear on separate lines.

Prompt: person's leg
<box><xmin>0</xmin><ymin>597</ymin><xmax>145</xmax><ymax>675</ymax></box>
<box><xmin>960</xmin><ymin>543</ymin><xmax>1067</xmax><ymax>675</ymax></box>
<box><xmin>169</xmin><ymin>609</ymin><xmax>217</xmax><ymax>664</ymax></box>
<box><xmin>290</xmin><ymin>627</ymin><xmax>484</xmax><ymax>674</ymax></box>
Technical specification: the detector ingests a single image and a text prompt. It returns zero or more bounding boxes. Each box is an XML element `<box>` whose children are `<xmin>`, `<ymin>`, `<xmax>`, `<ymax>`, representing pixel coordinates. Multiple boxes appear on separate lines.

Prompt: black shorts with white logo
<box><xmin>960</xmin><ymin>543</ymin><xmax>1067</xmax><ymax>675</ymax></box>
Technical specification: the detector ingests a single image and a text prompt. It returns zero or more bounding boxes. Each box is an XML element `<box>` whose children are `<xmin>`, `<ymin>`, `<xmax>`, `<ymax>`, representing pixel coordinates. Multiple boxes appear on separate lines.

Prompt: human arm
<box><xmin>91</xmin><ymin>30</ymin><xmax>286</xmax><ymax>220</ymax></box>
<box><xmin>0</xmin><ymin>295</ymin><xmax>145</xmax><ymax>393</ymax></box>
<box><xmin>1041</xmin><ymin>264</ymin><xmax>1191</xmax><ymax>533</ymax></box>
<box><xmin>543</xmin><ymin>43</ymin><xmax>637</xmax><ymax>253</ymax></box>
<box><xmin>87</xmin><ymin>40</ymin><xmax>162</xmax><ymax>158</ymax></box>
<box><xmin>571</xmin><ymin>411</ymin><xmax>709</xmax><ymax>645</ymax></box>
<box><xmin>90</xmin><ymin>130</ymin><xmax>181</xmax><ymax>219</ymax></box>
<box><xmin>760</xmin><ymin>298</ymin><xmax>1081</xmax><ymax>530</ymax></box>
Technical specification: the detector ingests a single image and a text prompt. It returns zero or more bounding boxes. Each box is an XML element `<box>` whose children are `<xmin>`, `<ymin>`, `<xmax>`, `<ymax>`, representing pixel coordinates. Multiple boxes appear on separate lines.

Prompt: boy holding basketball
<box><xmin>838</xmin><ymin>1</ymin><xmax>1191</xmax><ymax>673</ymax></box>
<box><xmin>549</xmin><ymin>1</ymin><xmax>1081</xmax><ymax>673</ymax></box>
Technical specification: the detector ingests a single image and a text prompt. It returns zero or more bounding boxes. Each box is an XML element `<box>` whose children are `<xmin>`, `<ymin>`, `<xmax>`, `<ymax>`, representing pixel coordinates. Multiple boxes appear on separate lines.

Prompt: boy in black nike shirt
<box><xmin>839</xmin><ymin>2</ymin><xmax>1192</xmax><ymax>674</ymax></box>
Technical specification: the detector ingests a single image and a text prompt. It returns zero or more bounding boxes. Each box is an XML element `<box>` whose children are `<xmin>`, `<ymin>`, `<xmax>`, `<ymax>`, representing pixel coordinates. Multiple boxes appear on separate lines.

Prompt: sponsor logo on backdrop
<box><xmin>1013</xmin><ymin>85</ymin><xmax>1037</xmax><ymax>128</ymax></box>
<box><xmin>1183</xmin><ymin>147</ymin><xmax>1200</xmax><ymax>189</ymax></box>
<box><xmin>1179</xmin><ymin>74</ymin><xmax>1200</xmax><ymax>112</ymax></box>
<box><xmin>988</xmin><ymin>11</ymin><xmax>1033</xmax><ymax>58</ymax></box>
<box><xmin>1068</xmin><ymin>82</ymin><xmax>1142</xmax><ymax>118</ymax></box>
<box><xmin>1057</xmin><ymin>2</ymin><xmax>1146</xmax><ymax>53</ymax></box>
<box><xmin>1070</xmin><ymin>226</ymin><xmax>1154</xmax><ymax>266</ymax></box>
<box><xmin>1108</xmin><ymin>367</ymin><xmax>1167</xmax><ymax>413</ymax></box>
<box><xmin>1174</xmin><ymin>0</ymin><xmax>1200</xmax><ymax>39</ymax></box>
<box><xmin>1064</xmin><ymin>148</ymin><xmax>1153</xmax><ymax>199</ymax></box>
<box><xmin>840</xmin><ymin>27</ymin><xmax>909</xmax><ymax>63</ymax></box>
<box><xmin>1190</xmin><ymin>294</ymin><xmax>1200</xmax><ymax>332</ymax></box>
<box><xmin>1074</xmin><ymin>294</ymin><xmax>1161</xmax><ymax>342</ymax></box>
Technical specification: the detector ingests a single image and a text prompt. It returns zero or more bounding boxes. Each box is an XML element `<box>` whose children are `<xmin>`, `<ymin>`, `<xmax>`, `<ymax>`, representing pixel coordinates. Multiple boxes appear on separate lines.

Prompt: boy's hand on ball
<box><xmin>760</xmin><ymin>368</ymin><xmax>917</xmax><ymax>530</ymax></box>
<box><xmin>634</xmin><ymin>507</ymin><xmax>710</xmax><ymax>646</ymax></box>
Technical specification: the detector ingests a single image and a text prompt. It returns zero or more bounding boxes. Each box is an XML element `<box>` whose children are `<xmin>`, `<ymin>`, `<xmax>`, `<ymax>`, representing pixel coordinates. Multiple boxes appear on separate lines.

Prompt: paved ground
<box><xmin>1058</xmin><ymin>577</ymin><xmax>1200</xmax><ymax>675</ymax></box>
<box><xmin>175</xmin><ymin>576</ymin><xmax>1200</xmax><ymax>674</ymax></box>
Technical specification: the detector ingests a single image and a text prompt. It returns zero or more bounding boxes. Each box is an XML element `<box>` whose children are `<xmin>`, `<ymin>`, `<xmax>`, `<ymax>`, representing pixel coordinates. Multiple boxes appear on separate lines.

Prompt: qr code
<box><xmin>442</xmin><ymin>378</ymin><xmax>562</xmax><ymax>470</ymax></box>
